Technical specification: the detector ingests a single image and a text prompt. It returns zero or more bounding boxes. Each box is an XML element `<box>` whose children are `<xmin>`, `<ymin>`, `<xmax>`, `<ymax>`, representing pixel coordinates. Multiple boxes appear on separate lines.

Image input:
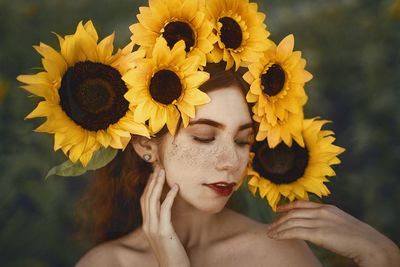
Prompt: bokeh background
<box><xmin>1</xmin><ymin>0</ymin><xmax>399</xmax><ymax>266</ymax></box>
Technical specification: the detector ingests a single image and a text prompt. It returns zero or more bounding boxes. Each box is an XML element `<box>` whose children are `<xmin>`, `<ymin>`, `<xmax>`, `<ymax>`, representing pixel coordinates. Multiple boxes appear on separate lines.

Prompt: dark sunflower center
<box><xmin>59</xmin><ymin>61</ymin><xmax>129</xmax><ymax>131</ymax></box>
<box><xmin>251</xmin><ymin>141</ymin><xmax>309</xmax><ymax>184</ymax></box>
<box><xmin>261</xmin><ymin>64</ymin><xmax>286</xmax><ymax>96</ymax></box>
<box><xmin>149</xmin><ymin>70</ymin><xmax>182</xmax><ymax>105</ymax></box>
<box><xmin>163</xmin><ymin>21</ymin><xmax>195</xmax><ymax>52</ymax></box>
<box><xmin>219</xmin><ymin>17</ymin><xmax>242</xmax><ymax>49</ymax></box>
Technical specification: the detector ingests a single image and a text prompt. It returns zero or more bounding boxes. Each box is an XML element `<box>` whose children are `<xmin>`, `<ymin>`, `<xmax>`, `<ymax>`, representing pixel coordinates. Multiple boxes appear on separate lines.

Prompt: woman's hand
<box><xmin>140</xmin><ymin>166</ymin><xmax>190</xmax><ymax>267</ymax></box>
<box><xmin>266</xmin><ymin>200</ymin><xmax>400</xmax><ymax>267</ymax></box>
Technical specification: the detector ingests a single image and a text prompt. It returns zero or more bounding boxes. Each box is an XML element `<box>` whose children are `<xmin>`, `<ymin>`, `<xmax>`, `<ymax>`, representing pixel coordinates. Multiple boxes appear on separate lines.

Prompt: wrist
<box><xmin>356</xmin><ymin>236</ymin><xmax>400</xmax><ymax>267</ymax></box>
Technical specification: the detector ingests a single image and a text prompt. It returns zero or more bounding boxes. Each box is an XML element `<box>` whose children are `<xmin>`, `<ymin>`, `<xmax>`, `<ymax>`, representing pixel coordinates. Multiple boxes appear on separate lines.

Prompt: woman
<box><xmin>76</xmin><ymin>64</ymin><xmax>399</xmax><ymax>267</ymax></box>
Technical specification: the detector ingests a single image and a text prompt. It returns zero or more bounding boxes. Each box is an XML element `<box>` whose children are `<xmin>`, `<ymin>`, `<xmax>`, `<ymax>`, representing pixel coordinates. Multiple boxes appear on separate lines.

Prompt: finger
<box><xmin>268</xmin><ymin>208</ymin><xmax>322</xmax><ymax>231</ymax></box>
<box><xmin>276</xmin><ymin>200</ymin><xmax>323</xmax><ymax>212</ymax></box>
<box><xmin>160</xmin><ymin>184</ymin><xmax>179</xmax><ymax>226</ymax></box>
<box><xmin>142</xmin><ymin>168</ymin><xmax>158</xmax><ymax>204</ymax></box>
<box><xmin>269</xmin><ymin>226</ymin><xmax>319</xmax><ymax>244</ymax></box>
<box><xmin>141</xmin><ymin>165</ymin><xmax>160</xmax><ymax>204</ymax></box>
<box><xmin>141</xmin><ymin>166</ymin><xmax>160</xmax><ymax>225</ymax></box>
<box><xmin>148</xmin><ymin>169</ymin><xmax>165</xmax><ymax>228</ymax></box>
<box><xmin>267</xmin><ymin>218</ymin><xmax>319</xmax><ymax>237</ymax></box>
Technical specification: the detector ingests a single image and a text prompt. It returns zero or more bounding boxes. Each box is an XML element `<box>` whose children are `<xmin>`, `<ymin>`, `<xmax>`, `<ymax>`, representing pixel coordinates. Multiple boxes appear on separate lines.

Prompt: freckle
<box><xmin>167</xmin><ymin>138</ymin><xmax>219</xmax><ymax>168</ymax></box>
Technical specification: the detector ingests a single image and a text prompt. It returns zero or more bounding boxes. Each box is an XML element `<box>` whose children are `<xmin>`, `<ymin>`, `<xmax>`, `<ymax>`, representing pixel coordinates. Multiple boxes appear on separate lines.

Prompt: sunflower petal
<box><xmin>97</xmin><ymin>33</ymin><xmax>115</xmax><ymax>62</ymax></box>
<box><xmin>150</xmin><ymin>105</ymin><xmax>167</xmax><ymax>133</ymax></box>
<box><xmin>166</xmin><ymin>106</ymin><xmax>180</xmax><ymax>135</ymax></box>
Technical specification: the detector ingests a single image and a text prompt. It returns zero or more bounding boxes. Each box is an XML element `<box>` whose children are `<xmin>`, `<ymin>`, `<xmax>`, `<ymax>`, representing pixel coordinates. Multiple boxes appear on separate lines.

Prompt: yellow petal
<box><xmin>34</xmin><ymin>43</ymin><xmax>67</xmax><ymax>73</ymax></box>
<box><xmin>41</xmin><ymin>58</ymin><xmax>63</xmax><ymax>81</ymax></box>
<box><xmin>60</xmin><ymin>35</ymin><xmax>79</xmax><ymax>65</ymax></box>
<box><xmin>181</xmin><ymin>112</ymin><xmax>190</xmax><ymax>128</ymax></box>
<box><xmin>134</xmin><ymin>102</ymin><xmax>154</xmax><ymax>123</ymax></box>
<box><xmin>181</xmin><ymin>0</ymin><xmax>198</xmax><ymax>22</ymax></box>
<box><xmin>96</xmin><ymin>130</ymin><xmax>112</xmax><ymax>147</ymax></box>
<box><xmin>152</xmin><ymin>37</ymin><xmax>171</xmax><ymax>65</ymax></box>
<box><xmin>166</xmin><ymin>106</ymin><xmax>180</xmax><ymax>135</ymax></box>
<box><xmin>68</xmin><ymin>131</ymin><xmax>88</xmax><ymax>164</ymax></box>
<box><xmin>83</xmin><ymin>20</ymin><xmax>99</xmax><ymax>42</ymax></box>
<box><xmin>277</xmin><ymin>34</ymin><xmax>294</xmax><ymax>62</ymax></box>
<box><xmin>267</xmin><ymin>127</ymin><xmax>281</xmax><ymax>148</ymax></box>
<box><xmin>183</xmin><ymin>89</ymin><xmax>210</xmax><ymax>105</ymax></box>
<box><xmin>150</xmin><ymin>106</ymin><xmax>167</xmax><ymax>133</ymax></box>
<box><xmin>19</xmin><ymin>82</ymin><xmax>57</xmax><ymax>101</ymax></box>
<box><xmin>76</xmin><ymin>22</ymin><xmax>98</xmax><ymax>61</ymax></box>
<box><xmin>97</xmin><ymin>33</ymin><xmax>115</xmax><ymax>62</ymax></box>
<box><xmin>185</xmin><ymin>71</ymin><xmax>210</xmax><ymax>89</ymax></box>
<box><xmin>25</xmin><ymin>101</ymin><xmax>56</xmax><ymax>119</ymax></box>
<box><xmin>177</xmin><ymin>100</ymin><xmax>195</xmax><ymax>118</ymax></box>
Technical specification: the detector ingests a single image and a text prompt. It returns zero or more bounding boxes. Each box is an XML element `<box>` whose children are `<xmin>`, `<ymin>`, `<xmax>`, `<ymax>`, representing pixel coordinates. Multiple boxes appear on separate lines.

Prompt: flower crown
<box><xmin>17</xmin><ymin>0</ymin><xmax>344</xmax><ymax>211</ymax></box>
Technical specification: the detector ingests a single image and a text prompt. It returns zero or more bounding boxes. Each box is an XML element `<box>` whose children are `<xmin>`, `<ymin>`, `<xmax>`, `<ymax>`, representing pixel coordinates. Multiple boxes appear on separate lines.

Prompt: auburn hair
<box><xmin>77</xmin><ymin>63</ymin><xmax>252</xmax><ymax>244</ymax></box>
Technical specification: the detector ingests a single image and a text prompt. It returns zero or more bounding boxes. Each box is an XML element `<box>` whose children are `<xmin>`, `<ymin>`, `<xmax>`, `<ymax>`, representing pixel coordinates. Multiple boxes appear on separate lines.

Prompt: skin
<box><xmin>76</xmin><ymin>86</ymin><xmax>399</xmax><ymax>267</ymax></box>
<box><xmin>266</xmin><ymin>201</ymin><xmax>400</xmax><ymax>267</ymax></box>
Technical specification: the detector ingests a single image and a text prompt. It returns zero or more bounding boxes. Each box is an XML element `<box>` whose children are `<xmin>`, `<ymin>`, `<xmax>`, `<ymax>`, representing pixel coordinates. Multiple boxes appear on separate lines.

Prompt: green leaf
<box><xmin>45</xmin><ymin>147</ymin><xmax>118</xmax><ymax>178</ymax></box>
<box><xmin>45</xmin><ymin>160</ymin><xmax>86</xmax><ymax>178</ymax></box>
<box><xmin>86</xmin><ymin>147</ymin><xmax>118</xmax><ymax>171</ymax></box>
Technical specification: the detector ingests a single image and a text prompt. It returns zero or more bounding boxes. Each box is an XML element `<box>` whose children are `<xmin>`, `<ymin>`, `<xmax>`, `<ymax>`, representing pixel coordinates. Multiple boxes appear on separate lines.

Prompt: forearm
<box><xmin>356</xmin><ymin>234</ymin><xmax>400</xmax><ymax>267</ymax></box>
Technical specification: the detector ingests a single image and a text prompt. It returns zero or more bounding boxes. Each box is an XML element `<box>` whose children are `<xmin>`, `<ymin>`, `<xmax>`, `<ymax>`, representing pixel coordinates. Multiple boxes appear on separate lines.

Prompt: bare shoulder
<box><xmin>223</xmin><ymin>209</ymin><xmax>322</xmax><ymax>267</ymax></box>
<box><xmin>75</xmin><ymin>237</ymin><xmax>152</xmax><ymax>267</ymax></box>
<box><xmin>247</xmin><ymin>228</ymin><xmax>323</xmax><ymax>267</ymax></box>
<box><xmin>75</xmin><ymin>241</ymin><xmax>121</xmax><ymax>267</ymax></box>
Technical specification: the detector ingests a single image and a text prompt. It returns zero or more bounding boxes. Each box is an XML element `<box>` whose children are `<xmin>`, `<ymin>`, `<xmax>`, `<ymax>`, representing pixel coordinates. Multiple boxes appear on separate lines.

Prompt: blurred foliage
<box><xmin>0</xmin><ymin>0</ymin><xmax>399</xmax><ymax>266</ymax></box>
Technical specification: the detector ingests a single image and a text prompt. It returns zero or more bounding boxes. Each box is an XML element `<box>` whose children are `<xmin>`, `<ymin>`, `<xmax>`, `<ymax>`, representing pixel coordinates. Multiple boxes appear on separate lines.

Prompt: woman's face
<box><xmin>158</xmin><ymin>85</ymin><xmax>254</xmax><ymax>213</ymax></box>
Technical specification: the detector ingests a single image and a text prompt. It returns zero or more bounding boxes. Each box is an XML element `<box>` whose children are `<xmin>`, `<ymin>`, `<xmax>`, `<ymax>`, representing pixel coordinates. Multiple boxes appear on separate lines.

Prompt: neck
<box><xmin>172</xmin><ymin>196</ymin><xmax>220</xmax><ymax>249</ymax></box>
<box><xmin>163</xmin><ymin>185</ymin><xmax>225</xmax><ymax>249</ymax></box>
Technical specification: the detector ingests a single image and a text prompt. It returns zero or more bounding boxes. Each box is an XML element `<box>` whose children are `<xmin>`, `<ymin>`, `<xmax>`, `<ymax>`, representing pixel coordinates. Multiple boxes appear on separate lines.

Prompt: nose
<box><xmin>215</xmin><ymin>142</ymin><xmax>240</xmax><ymax>172</ymax></box>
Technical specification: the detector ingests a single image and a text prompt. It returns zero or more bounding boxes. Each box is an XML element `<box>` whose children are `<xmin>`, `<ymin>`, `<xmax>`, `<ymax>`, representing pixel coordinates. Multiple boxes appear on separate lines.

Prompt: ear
<box><xmin>130</xmin><ymin>136</ymin><xmax>160</xmax><ymax>163</ymax></box>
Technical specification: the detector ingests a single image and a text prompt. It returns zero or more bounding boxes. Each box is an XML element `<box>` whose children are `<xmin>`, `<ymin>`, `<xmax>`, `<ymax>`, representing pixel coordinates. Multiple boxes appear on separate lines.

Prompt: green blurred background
<box><xmin>1</xmin><ymin>0</ymin><xmax>399</xmax><ymax>266</ymax></box>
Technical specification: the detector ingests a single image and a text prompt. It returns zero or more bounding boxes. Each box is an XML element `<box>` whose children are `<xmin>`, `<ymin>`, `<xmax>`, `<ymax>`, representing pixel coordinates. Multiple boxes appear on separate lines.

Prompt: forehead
<box><xmin>192</xmin><ymin>85</ymin><xmax>252</xmax><ymax>126</ymax></box>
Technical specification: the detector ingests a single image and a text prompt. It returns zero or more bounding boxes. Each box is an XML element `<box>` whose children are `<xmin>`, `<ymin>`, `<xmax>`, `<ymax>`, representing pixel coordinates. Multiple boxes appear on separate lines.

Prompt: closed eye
<box><xmin>193</xmin><ymin>136</ymin><xmax>215</xmax><ymax>143</ymax></box>
<box><xmin>235</xmin><ymin>140</ymin><xmax>252</xmax><ymax>147</ymax></box>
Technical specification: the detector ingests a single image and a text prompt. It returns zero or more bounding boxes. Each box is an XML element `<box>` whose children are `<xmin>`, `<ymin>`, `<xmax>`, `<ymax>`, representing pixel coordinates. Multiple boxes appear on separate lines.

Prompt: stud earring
<box><xmin>143</xmin><ymin>154</ymin><xmax>151</xmax><ymax>162</ymax></box>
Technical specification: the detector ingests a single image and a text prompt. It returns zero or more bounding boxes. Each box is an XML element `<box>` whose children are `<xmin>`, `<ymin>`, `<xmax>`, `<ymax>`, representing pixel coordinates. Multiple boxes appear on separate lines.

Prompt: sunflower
<box><xmin>17</xmin><ymin>21</ymin><xmax>150</xmax><ymax>167</ymax></box>
<box><xmin>123</xmin><ymin>37</ymin><xmax>210</xmax><ymax>135</ymax></box>
<box><xmin>247</xmin><ymin>118</ymin><xmax>345</xmax><ymax>211</ymax></box>
<box><xmin>253</xmin><ymin>106</ymin><xmax>305</xmax><ymax>149</ymax></box>
<box><xmin>206</xmin><ymin>0</ymin><xmax>271</xmax><ymax>70</ymax></box>
<box><xmin>129</xmin><ymin>0</ymin><xmax>216</xmax><ymax>66</ymax></box>
<box><xmin>244</xmin><ymin>34</ymin><xmax>313</xmax><ymax>148</ymax></box>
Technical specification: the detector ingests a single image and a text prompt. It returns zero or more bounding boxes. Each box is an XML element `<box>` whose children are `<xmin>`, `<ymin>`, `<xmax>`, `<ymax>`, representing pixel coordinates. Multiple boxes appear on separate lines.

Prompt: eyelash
<box><xmin>193</xmin><ymin>137</ymin><xmax>215</xmax><ymax>143</ymax></box>
<box><xmin>193</xmin><ymin>137</ymin><xmax>251</xmax><ymax>147</ymax></box>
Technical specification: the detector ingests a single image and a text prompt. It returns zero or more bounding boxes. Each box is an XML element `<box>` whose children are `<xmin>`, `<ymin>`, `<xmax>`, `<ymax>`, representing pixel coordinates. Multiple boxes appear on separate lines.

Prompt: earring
<box><xmin>143</xmin><ymin>154</ymin><xmax>151</xmax><ymax>162</ymax></box>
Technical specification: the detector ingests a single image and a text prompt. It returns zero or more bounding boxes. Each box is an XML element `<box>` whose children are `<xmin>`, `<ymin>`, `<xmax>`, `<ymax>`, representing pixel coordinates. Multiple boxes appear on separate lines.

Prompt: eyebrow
<box><xmin>188</xmin><ymin>119</ymin><xmax>254</xmax><ymax>131</ymax></box>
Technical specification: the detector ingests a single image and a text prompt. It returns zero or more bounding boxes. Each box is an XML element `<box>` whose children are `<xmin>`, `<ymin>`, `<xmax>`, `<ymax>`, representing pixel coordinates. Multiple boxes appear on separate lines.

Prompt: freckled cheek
<box><xmin>162</xmin><ymin>143</ymin><xmax>215</xmax><ymax>187</ymax></box>
<box><xmin>162</xmin><ymin>141</ymin><xmax>250</xmax><ymax>187</ymax></box>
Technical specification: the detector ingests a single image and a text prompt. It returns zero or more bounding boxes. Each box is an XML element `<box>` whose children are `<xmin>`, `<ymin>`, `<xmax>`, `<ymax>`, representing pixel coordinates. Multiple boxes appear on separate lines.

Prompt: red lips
<box><xmin>204</xmin><ymin>182</ymin><xmax>236</xmax><ymax>197</ymax></box>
